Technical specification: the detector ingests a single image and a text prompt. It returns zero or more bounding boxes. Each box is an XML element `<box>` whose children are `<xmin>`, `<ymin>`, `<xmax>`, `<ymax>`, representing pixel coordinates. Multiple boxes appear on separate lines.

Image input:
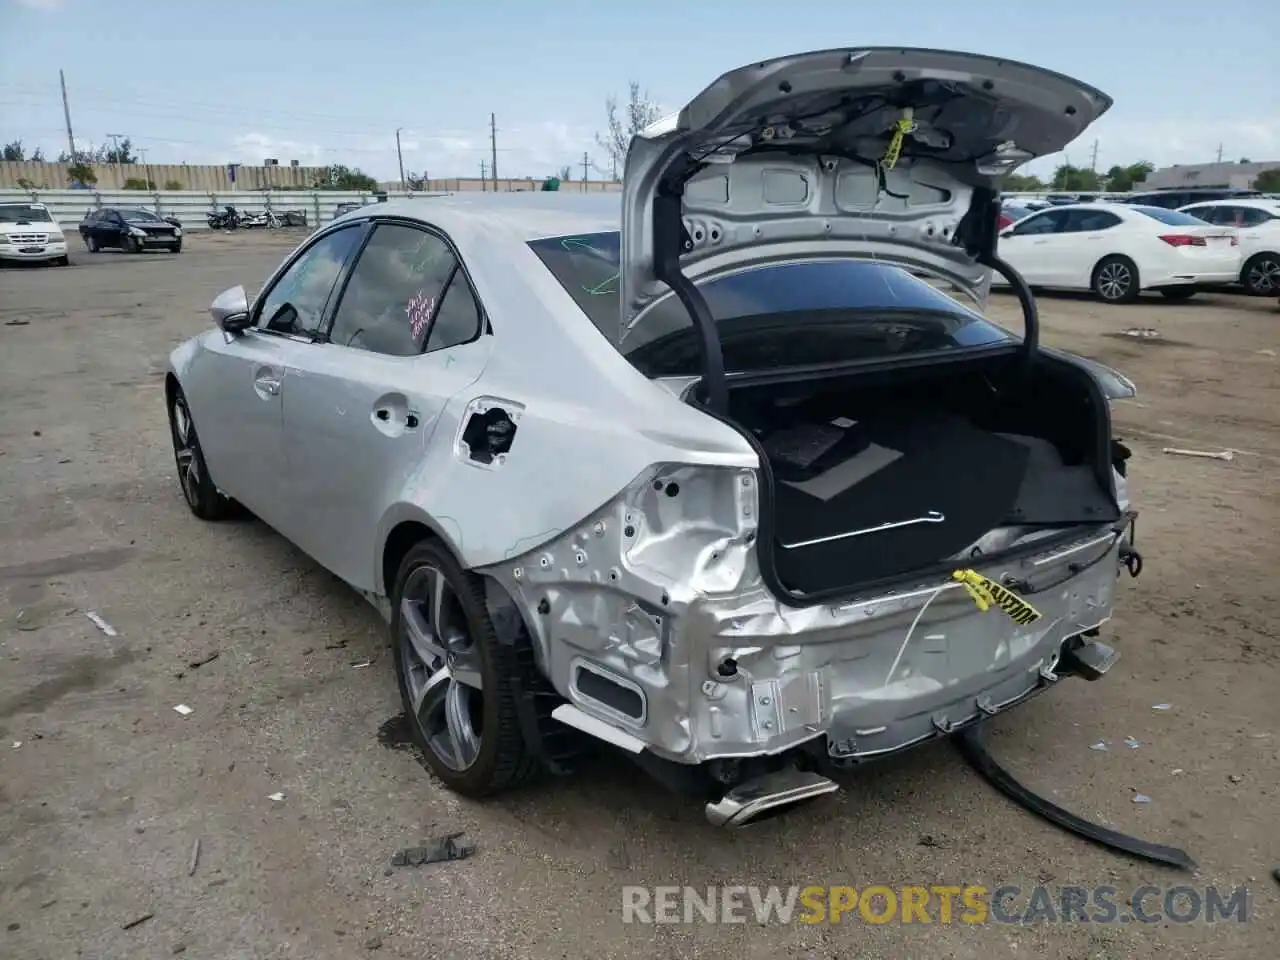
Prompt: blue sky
<box><xmin>2</xmin><ymin>0</ymin><xmax>1276</xmax><ymax>181</ymax></box>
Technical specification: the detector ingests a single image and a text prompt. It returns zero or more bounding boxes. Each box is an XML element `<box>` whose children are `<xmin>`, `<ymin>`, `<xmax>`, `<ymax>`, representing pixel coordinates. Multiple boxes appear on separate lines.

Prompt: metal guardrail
<box><xmin>0</xmin><ymin>188</ymin><xmax>445</xmax><ymax>232</ymax></box>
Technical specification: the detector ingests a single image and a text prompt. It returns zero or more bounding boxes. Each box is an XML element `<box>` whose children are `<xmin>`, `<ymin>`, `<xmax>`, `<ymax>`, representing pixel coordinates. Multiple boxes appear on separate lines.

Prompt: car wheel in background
<box><xmin>124</xmin><ymin>236</ymin><xmax>141</xmax><ymax>254</ymax></box>
<box><xmin>167</xmin><ymin>385</ymin><xmax>234</xmax><ymax>521</ymax></box>
<box><xmin>85</xmin><ymin>234</ymin><xmax>99</xmax><ymax>252</ymax></box>
<box><xmin>1091</xmin><ymin>255</ymin><xmax>1141</xmax><ymax>303</ymax></box>
<box><xmin>1241</xmin><ymin>253</ymin><xmax>1280</xmax><ymax>296</ymax></box>
<box><xmin>390</xmin><ymin>539</ymin><xmax>541</xmax><ymax>797</ymax></box>
<box><xmin>170</xmin><ymin>242</ymin><xmax>182</xmax><ymax>254</ymax></box>
<box><xmin>1159</xmin><ymin>287</ymin><xmax>1196</xmax><ymax>301</ymax></box>
<box><xmin>55</xmin><ymin>256</ymin><xmax>70</xmax><ymax>267</ymax></box>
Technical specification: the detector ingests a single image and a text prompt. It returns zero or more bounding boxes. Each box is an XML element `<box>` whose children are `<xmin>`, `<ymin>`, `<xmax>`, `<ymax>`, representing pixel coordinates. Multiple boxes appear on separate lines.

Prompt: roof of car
<box><xmin>1180</xmin><ymin>198</ymin><xmax>1280</xmax><ymax>210</ymax></box>
<box><xmin>340</xmin><ymin>192</ymin><xmax>622</xmax><ymax>241</ymax></box>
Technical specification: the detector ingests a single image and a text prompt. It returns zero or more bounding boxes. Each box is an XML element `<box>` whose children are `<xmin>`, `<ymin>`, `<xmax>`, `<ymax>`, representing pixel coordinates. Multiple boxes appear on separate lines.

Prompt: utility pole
<box><xmin>479</xmin><ymin>159</ymin><xmax>487</xmax><ymax>192</ymax></box>
<box><xmin>59</xmin><ymin>69</ymin><xmax>77</xmax><ymax>162</ymax></box>
<box><xmin>1089</xmin><ymin>139</ymin><xmax>1099</xmax><ymax>173</ymax></box>
<box><xmin>581</xmin><ymin>151</ymin><xmax>590</xmax><ymax>191</ymax></box>
<box><xmin>1216</xmin><ymin>143</ymin><xmax>1224</xmax><ymax>163</ymax></box>
<box><xmin>395</xmin><ymin>128</ymin><xmax>405</xmax><ymax>190</ymax></box>
<box><xmin>489</xmin><ymin>113</ymin><xmax>498</xmax><ymax>191</ymax></box>
<box><xmin>611</xmin><ymin>153</ymin><xmax>618</xmax><ymax>181</ymax></box>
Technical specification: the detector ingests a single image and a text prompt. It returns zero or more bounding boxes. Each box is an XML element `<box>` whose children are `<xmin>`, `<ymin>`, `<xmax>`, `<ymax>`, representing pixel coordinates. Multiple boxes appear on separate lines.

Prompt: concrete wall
<box><xmin>0</xmin><ymin>162</ymin><xmax>624</xmax><ymax>194</ymax></box>
<box><xmin>1137</xmin><ymin>160</ymin><xmax>1280</xmax><ymax>191</ymax></box>
<box><xmin>0</xmin><ymin>161</ymin><xmax>334</xmax><ymax>192</ymax></box>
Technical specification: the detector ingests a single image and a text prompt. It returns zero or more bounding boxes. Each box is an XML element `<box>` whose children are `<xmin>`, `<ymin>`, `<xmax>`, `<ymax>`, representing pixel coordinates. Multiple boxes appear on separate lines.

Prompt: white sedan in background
<box><xmin>1179</xmin><ymin>198</ymin><xmax>1280</xmax><ymax>296</ymax></box>
<box><xmin>994</xmin><ymin>203</ymin><xmax>1240</xmax><ymax>303</ymax></box>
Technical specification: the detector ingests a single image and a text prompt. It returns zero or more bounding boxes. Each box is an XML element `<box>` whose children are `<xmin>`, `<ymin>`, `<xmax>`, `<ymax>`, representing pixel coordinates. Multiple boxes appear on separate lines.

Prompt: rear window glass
<box><xmin>1131</xmin><ymin>206</ymin><xmax>1213</xmax><ymax>226</ymax></box>
<box><xmin>527</xmin><ymin>231</ymin><xmax>1014</xmax><ymax>378</ymax></box>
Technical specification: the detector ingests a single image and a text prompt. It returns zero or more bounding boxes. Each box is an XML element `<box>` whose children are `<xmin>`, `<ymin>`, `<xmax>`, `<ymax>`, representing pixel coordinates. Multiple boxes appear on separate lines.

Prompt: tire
<box><xmin>1091</xmin><ymin>255</ymin><xmax>1141</xmax><ymax>303</ymax></box>
<box><xmin>390</xmin><ymin>539</ymin><xmax>540</xmax><ymax>797</ymax></box>
<box><xmin>1159</xmin><ymin>287</ymin><xmax>1196</xmax><ymax>301</ymax></box>
<box><xmin>170</xmin><ymin>243</ymin><xmax>182</xmax><ymax>254</ymax></box>
<box><xmin>167</xmin><ymin>386</ymin><xmax>234</xmax><ymax>521</ymax></box>
<box><xmin>124</xmin><ymin>236</ymin><xmax>141</xmax><ymax>254</ymax></box>
<box><xmin>55</xmin><ymin>256</ymin><xmax>70</xmax><ymax>267</ymax></box>
<box><xmin>1241</xmin><ymin>252</ymin><xmax>1280</xmax><ymax>296</ymax></box>
<box><xmin>86</xmin><ymin>234</ymin><xmax>99</xmax><ymax>253</ymax></box>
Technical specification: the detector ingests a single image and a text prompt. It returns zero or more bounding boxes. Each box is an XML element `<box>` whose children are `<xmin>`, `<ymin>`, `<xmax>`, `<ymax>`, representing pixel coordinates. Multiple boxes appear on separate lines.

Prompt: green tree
<box><xmin>1103</xmin><ymin>161</ymin><xmax>1154</xmax><ymax>192</ymax></box>
<box><xmin>3</xmin><ymin>139</ymin><xmax>25</xmax><ymax>160</ymax></box>
<box><xmin>67</xmin><ymin>160</ymin><xmax>97</xmax><ymax>186</ymax></box>
<box><xmin>164</xmin><ymin>179</ymin><xmax>184</xmax><ymax>191</ymax></box>
<box><xmin>103</xmin><ymin>138</ymin><xmax>138</xmax><ymax>164</ymax></box>
<box><xmin>314</xmin><ymin>164</ymin><xmax>378</xmax><ymax>191</ymax></box>
<box><xmin>1003</xmin><ymin>173</ymin><xmax>1044</xmax><ymax>191</ymax></box>
<box><xmin>1051</xmin><ymin>164</ymin><xmax>1101</xmax><ymax>191</ymax></box>
<box><xmin>596</xmin><ymin>81</ymin><xmax>663</xmax><ymax>174</ymax></box>
<box><xmin>1250</xmin><ymin>168</ymin><xmax>1280</xmax><ymax>192</ymax></box>
<box><xmin>122</xmin><ymin>177</ymin><xmax>156</xmax><ymax>190</ymax></box>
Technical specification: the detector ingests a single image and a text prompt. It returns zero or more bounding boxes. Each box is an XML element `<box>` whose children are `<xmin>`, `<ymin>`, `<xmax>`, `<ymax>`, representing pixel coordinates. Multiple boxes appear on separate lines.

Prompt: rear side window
<box><xmin>1132</xmin><ymin>206</ymin><xmax>1214</xmax><ymax>227</ymax></box>
<box><xmin>527</xmin><ymin>231</ymin><xmax>1014</xmax><ymax>377</ymax></box>
<box><xmin>1063</xmin><ymin>210</ymin><xmax>1121</xmax><ymax>231</ymax></box>
<box><xmin>327</xmin><ymin>223</ymin><xmax>481</xmax><ymax>357</ymax></box>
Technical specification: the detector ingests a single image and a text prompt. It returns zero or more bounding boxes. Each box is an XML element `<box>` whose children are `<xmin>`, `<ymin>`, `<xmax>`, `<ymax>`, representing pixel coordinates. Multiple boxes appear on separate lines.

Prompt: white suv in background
<box><xmin>1179</xmin><ymin>198</ymin><xmax>1280</xmax><ymax>296</ymax></box>
<box><xmin>0</xmin><ymin>201</ymin><xmax>70</xmax><ymax>266</ymax></box>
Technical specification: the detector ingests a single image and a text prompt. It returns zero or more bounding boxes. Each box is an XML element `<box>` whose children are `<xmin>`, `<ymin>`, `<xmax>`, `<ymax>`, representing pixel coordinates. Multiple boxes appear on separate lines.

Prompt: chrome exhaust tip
<box><xmin>705</xmin><ymin>768</ymin><xmax>839</xmax><ymax>828</ymax></box>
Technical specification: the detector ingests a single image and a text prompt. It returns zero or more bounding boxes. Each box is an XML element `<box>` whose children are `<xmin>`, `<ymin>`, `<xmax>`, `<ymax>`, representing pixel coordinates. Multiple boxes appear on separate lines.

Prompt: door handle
<box><xmin>255</xmin><ymin>377</ymin><xmax>280</xmax><ymax>396</ymax></box>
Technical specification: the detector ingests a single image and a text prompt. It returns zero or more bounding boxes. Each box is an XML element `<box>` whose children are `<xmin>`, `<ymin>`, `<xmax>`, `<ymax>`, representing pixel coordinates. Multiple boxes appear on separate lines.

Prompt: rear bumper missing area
<box><xmin>487</xmin><ymin>465</ymin><xmax>1133</xmax><ymax>768</ymax></box>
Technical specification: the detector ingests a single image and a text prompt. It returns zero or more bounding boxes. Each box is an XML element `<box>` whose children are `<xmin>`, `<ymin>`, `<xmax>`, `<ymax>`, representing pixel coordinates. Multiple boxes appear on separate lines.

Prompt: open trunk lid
<box><xmin>617</xmin><ymin>48</ymin><xmax>1112</xmax><ymax>403</ymax></box>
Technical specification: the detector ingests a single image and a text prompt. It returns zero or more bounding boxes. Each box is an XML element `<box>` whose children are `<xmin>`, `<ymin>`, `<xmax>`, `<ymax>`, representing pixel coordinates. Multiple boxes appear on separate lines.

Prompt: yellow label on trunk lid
<box><xmin>952</xmin><ymin>569</ymin><xmax>1042</xmax><ymax>625</ymax></box>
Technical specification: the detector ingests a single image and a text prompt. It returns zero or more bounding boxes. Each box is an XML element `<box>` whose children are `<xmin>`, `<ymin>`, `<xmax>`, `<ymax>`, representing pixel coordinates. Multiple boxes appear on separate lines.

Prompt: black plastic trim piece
<box><xmin>954</xmin><ymin>723</ymin><xmax>1196</xmax><ymax>871</ymax></box>
<box><xmin>651</xmin><ymin>176</ymin><xmax>728</xmax><ymax>414</ymax></box>
<box><xmin>980</xmin><ymin>252</ymin><xmax>1040</xmax><ymax>364</ymax></box>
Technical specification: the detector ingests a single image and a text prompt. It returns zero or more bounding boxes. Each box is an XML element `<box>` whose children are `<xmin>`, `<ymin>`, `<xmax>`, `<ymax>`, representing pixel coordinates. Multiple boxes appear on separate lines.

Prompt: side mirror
<box><xmin>210</xmin><ymin>285</ymin><xmax>252</xmax><ymax>335</ymax></box>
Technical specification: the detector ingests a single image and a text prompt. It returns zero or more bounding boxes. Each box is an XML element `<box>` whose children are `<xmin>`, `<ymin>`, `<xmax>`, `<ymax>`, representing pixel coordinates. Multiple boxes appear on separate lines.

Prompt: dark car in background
<box><xmin>1117</xmin><ymin>187</ymin><xmax>1262</xmax><ymax>210</ymax></box>
<box><xmin>79</xmin><ymin>207</ymin><xmax>183</xmax><ymax>254</ymax></box>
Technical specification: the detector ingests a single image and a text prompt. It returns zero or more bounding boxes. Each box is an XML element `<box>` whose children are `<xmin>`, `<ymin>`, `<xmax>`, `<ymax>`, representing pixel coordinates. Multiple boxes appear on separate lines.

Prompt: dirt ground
<box><xmin>1</xmin><ymin>231</ymin><xmax>1276</xmax><ymax>960</ymax></box>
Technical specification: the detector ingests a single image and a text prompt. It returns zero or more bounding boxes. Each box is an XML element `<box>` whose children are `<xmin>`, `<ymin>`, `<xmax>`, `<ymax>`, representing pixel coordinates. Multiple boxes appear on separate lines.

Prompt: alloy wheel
<box><xmin>170</xmin><ymin>395</ymin><xmax>202</xmax><ymax>510</ymax></box>
<box><xmin>1246</xmin><ymin>257</ymin><xmax>1280</xmax><ymax>295</ymax></box>
<box><xmin>399</xmin><ymin>565</ymin><xmax>484</xmax><ymax>771</ymax></box>
<box><xmin>1097</xmin><ymin>262</ymin><xmax>1132</xmax><ymax>301</ymax></box>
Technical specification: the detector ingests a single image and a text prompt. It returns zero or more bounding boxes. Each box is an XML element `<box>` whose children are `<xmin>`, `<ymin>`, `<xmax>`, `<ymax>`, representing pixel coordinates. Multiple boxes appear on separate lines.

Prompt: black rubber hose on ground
<box><xmin>953</xmin><ymin>722</ymin><xmax>1197</xmax><ymax>872</ymax></box>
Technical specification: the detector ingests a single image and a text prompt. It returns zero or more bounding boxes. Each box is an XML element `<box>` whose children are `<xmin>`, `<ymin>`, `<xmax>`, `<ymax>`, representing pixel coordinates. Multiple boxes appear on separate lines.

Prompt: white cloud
<box><xmin>229</xmin><ymin>120</ymin><xmax>601</xmax><ymax>182</ymax></box>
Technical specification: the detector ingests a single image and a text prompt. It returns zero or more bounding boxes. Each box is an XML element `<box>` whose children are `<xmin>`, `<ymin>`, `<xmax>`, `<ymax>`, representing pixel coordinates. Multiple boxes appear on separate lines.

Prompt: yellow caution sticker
<box><xmin>952</xmin><ymin>569</ymin><xmax>1042</xmax><ymax>625</ymax></box>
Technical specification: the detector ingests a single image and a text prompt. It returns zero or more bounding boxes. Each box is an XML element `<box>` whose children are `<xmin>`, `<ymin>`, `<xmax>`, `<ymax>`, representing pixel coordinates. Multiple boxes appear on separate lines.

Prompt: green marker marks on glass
<box><xmin>560</xmin><ymin>237</ymin><xmax>619</xmax><ymax>295</ymax></box>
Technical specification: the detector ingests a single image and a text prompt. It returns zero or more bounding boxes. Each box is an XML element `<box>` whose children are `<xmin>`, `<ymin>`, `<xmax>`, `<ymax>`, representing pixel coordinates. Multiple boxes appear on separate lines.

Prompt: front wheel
<box><xmin>124</xmin><ymin>235</ymin><xmax>141</xmax><ymax>254</ymax></box>
<box><xmin>54</xmin><ymin>256</ymin><xmax>70</xmax><ymax>267</ymax></box>
<box><xmin>85</xmin><ymin>234</ymin><xmax>99</xmax><ymax>253</ymax></box>
<box><xmin>170</xmin><ymin>243</ymin><xmax>182</xmax><ymax>254</ymax></box>
<box><xmin>167</xmin><ymin>386</ymin><xmax>234</xmax><ymax>521</ymax></box>
<box><xmin>1159</xmin><ymin>287</ymin><xmax>1197</xmax><ymax>301</ymax></box>
<box><xmin>1242</xmin><ymin>253</ymin><xmax>1280</xmax><ymax>296</ymax></box>
<box><xmin>390</xmin><ymin>540</ymin><xmax>541</xmax><ymax>798</ymax></box>
<box><xmin>1092</xmin><ymin>255</ymin><xmax>1141</xmax><ymax>304</ymax></box>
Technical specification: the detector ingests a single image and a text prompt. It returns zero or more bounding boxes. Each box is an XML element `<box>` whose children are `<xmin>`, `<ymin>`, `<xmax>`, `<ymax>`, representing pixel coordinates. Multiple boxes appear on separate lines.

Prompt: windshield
<box><xmin>121</xmin><ymin>209</ymin><xmax>163</xmax><ymax>222</ymax></box>
<box><xmin>1132</xmin><ymin>206</ymin><xmax>1213</xmax><ymax>226</ymax></box>
<box><xmin>0</xmin><ymin>203</ymin><xmax>54</xmax><ymax>223</ymax></box>
<box><xmin>527</xmin><ymin>231</ymin><xmax>1014</xmax><ymax>378</ymax></box>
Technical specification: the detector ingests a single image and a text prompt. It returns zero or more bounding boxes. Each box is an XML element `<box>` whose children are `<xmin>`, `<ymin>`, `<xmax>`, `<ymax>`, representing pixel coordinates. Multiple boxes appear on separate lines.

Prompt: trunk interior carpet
<box><xmin>771</xmin><ymin>413</ymin><xmax>1030</xmax><ymax>594</ymax></box>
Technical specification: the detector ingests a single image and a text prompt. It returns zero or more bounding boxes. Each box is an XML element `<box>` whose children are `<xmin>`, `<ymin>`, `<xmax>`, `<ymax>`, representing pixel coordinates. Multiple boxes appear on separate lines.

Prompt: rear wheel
<box><xmin>167</xmin><ymin>386</ymin><xmax>234</xmax><ymax>521</ymax></box>
<box><xmin>1159</xmin><ymin>287</ymin><xmax>1196</xmax><ymax>301</ymax></box>
<box><xmin>85</xmin><ymin>234</ymin><xmax>99</xmax><ymax>253</ymax></box>
<box><xmin>1092</xmin><ymin>255</ymin><xmax>1140</xmax><ymax>303</ymax></box>
<box><xmin>390</xmin><ymin>539</ymin><xmax>540</xmax><ymax>797</ymax></box>
<box><xmin>1242</xmin><ymin>253</ymin><xmax>1280</xmax><ymax>296</ymax></box>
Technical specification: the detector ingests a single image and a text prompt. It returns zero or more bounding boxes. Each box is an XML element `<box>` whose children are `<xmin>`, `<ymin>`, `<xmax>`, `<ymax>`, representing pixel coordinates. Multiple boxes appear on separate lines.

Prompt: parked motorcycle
<box><xmin>240</xmin><ymin>211</ymin><xmax>269</xmax><ymax>229</ymax></box>
<box><xmin>206</xmin><ymin>205</ymin><xmax>240</xmax><ymax>230</ymax></box>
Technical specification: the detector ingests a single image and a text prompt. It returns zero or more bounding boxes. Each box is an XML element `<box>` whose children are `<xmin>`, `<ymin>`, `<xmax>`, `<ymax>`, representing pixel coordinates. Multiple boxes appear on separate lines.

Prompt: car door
<box><xmin>998</xmin><ymin>209</ymin><xmax>1071</xmax><ymax>284</ymax></box>
<box><xmin>105</xmin><ymin>211</ymin><xmax>129</xmax><ymax>247</ymax></box>
<box><xmin>190</xmin><ymin>223</ymin><xmax>366</xmax><ymax>526</ymax></box>
<box><xmin>277</xmin><ymin>220</ymin><xmax>492</xmax><ymax>592</ymax></box>
<box><xmin>1055</xmin><ymin>208</ymin><xmax>1125</xmax><ymax>286</ymax></box>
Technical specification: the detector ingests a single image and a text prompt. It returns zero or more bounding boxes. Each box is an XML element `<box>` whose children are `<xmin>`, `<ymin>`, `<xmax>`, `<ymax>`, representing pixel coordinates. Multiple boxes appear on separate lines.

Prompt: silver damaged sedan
<box><xmin>166</xmin><ymin>47</ymin><xmax>1145</xmax><ymax>826</ymax></box>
